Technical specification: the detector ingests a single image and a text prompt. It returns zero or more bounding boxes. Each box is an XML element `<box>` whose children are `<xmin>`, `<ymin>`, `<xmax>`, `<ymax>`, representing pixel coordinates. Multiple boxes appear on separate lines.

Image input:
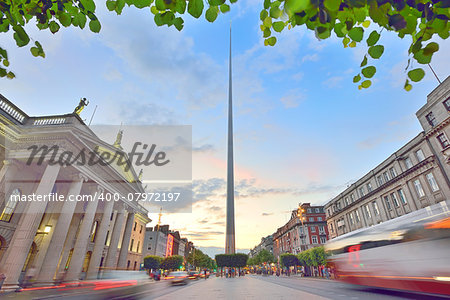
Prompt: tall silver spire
<box><xmin>225</xmin><ymin>24</ymin><xmax>236</xmax><ymax>254</ymax></box>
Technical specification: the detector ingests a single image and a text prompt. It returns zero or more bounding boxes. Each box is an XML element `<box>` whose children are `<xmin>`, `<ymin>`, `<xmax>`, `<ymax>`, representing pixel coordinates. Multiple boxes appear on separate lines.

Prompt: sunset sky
<box><xmin>1</xmin><ymin>0</ymin><xmax>449</xmax><ymax>257</ymax></box>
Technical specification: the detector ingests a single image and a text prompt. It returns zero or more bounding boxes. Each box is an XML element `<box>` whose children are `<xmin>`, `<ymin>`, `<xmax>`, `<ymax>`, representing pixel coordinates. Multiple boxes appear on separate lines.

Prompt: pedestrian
<box><xmin>324</xmin><ymin>267</ymin><xmax>330</xmax><ymax>280</ymax></box>
<box><xmin>204</xmin><ymin>269</ymin><xmax>207</xmax><ymax>280</ymax></box>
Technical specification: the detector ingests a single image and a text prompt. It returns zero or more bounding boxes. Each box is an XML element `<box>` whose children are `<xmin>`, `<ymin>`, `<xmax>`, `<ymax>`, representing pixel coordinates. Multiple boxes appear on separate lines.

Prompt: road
<box><xmin>141</xmin><ymin>275</ymin><xmax>450</xmax><ymax>300</ymax></box>
<box><xmin>2</xmin><ymin>275</ymin><xmax>449</xmax><ymax>299</ymax></box>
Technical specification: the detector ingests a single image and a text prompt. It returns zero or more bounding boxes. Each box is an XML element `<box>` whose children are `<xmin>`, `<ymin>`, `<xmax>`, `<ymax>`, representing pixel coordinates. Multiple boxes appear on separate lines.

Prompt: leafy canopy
<box><xmin>1</xmin><ymin>0</ymin><xmax>449</xmax><ymax>90</ymax></box>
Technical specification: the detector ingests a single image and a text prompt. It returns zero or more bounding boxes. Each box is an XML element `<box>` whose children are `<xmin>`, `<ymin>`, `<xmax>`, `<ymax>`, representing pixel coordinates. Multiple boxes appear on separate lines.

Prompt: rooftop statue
<box><xmin>74</xmin><ymin>98</ymin><xmax>89</xmax><ymax>115</ymax></box>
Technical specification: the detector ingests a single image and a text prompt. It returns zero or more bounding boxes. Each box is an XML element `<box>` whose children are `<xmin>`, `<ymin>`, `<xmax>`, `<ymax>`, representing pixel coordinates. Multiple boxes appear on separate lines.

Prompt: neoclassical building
<box><xmin>325</xmin><ymin>77</ymin><xmax>450</xmax><ymax>239</ymax></box>
<box><xmin>0</xmin><ymin>95</ymin><xmax>151</xmax><ymax>291</ymax></box>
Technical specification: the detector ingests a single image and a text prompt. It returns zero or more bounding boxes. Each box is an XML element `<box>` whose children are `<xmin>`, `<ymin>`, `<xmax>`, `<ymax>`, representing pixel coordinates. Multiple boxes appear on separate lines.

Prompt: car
<box><xmin>165</xmin><ymin>271</ymin><xmax>189</xmax><ymax>285</ymax></box>
<box><xmin>187</xmin><ymin>271</ymin><xmax>199</xmax><ymax>280</ymax></box>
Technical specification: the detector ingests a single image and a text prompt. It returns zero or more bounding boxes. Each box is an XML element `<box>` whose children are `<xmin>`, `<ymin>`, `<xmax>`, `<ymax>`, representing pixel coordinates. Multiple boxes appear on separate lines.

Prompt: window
<box><xmin>349</xmin><ymin>212</ymin><xmax>354</xmax><ymax>225</ymax></box>
<box><xmin>140</xmin><ymin>225</ymin><xmax>143</xmax><ymax>234</ymax></box>
<box><xmin>133</xmin><ymin>222</ymin><xmax>137</xmax><ymax>231</ymax></box>
<box><xmin>437</xmin><ymin>133</ymin><xmax>449</xmax><ymax>149</ymax></box>
<box><xmin>309</xmin><ymin>217</ymin><xmax>314</xmax><ymax>222</ymax></box>
<box><xmin>136</xmin><ymin>241</ymin><xmax>140</xmax><ymax>253</ymax></box>
<box><xmin>315</xmin><ymin>208</ymin><xmax>320</xmax><ymax>213</ymax></box>
<box><xmin>354</xmin><ymin>210</ymin><xmax>360</xmax><ymax>223</ymax></box>
<box><xmin>336</xmin><ymin>202</ymin><xmax>341</xmax><ymax>210</ymax></box>
<box><xmin>104</xmin><ymin>231</ymin><xmax>110</xmax><ymax>246</ymax></box>
<box><xmin>319</xmin><ymin>226</ymin><xmax>325</xmax><ymax>234</ymax></box>
<box><xmin>320</xmin><ymin>237</ymin><xmax>327</xmax><ymax>244</ymax></box>
<box><xmin>405</xmin><ymin>157</ymin><xmax>413</xmax><ymax>169</ymax></box>
<box><xmin>307</xmin><ymin>208</ymin><xmax>312</xmax><ymax>213</ymax></box>
<box><xmin>389</xmin><ymin>167</ymin><xmax>397</xmax><ymax>178</ymax></box>
<box><xmin>426</xmin><ymin>112</ymin><xmax>436</xmax><ymax>126</ymax></box>
<box><xmin>312</xmin><ymin>236</ymin><xmax>318</xmax><ymax>244</ymax></box>
<box><xmin>426</xmin><ymin>173</ymin><xmax>439</xmax><ymax>192</ymax></box>
<box><xmin>344</xmin><ymin>197</ymin><xmax>349</xmax><ymax>206</ymax></box>
<box><xmin>391</xmin><ymin>193</ymin><xmax>400</xmax><ymax>207</ymax></box>
<box><xmin>415</xmin><ymin>149</ymin><xmax>425</xmax><ymax>162</ymax></box>
<box><xmin>383</xmin><ymin>171</ymin><xmax>390</xmax><ymax>182</ymax></box>
<box><xmin>90</xmin><ymin>221</ymin><xmax>98</xmax><ymax>242</ymax></box>
<box><xmin>384</xmin><ymin>196</ymin><xmax>392</xmax><ymax>210</ymax></box>
<box><xmin>444</xmin><ymin>98</ymin><xmax>450</xmax><ymax>111</ymax></box>
<box><xmin>350</xmin><ymin>193</ymin><xmax>355</xmax><ymax>202</ymax></box>
<box><xmin>367</xmin><ymin>183</ymin><xmax>372</xmax><ymax>193</ymax></box>
<box><xmin>397</xmin><ymin>189</ymin><xmax>407</xmax><ymax>205</ymax></box>
<box><xmin>0</xmin><ymin>188</ymin><xmax>20</xmax><ymax>222</ymax></box>
<box><xmin>377</xmin><ymin>175</ymin><xmax>384</xmax><ymax>186</ymax></box>
<box><xmin>413</xmin><ymin>179</ymin><xmax>425</xmax><ymax>197</ymax></box>
<box><xmin>310</xmin><ymin>226</ymin><xmax>316</xmax><ymax>233</ymax></box>
<box><xmin>299</xmin><ymin>227</ymin><xmax>304</xmax><ymax>234</ymax></box>
<box><xmin>372</xmin><ymin>201</ymin><xmax>380</xmax><ymax>216</ymax></box>
<box><xmin>364</xmin><ymin>205</ymin><xmax>371</xmax><ymax>219</ymax></box>
<box><xmin>317</xmin><ymin>217</ymin><xmax>323</xmax><ymax>221</ymax></box>
<box><xmin>130</xmin><ymin>239</ymin><xmax>134</xmax><ymax>251</ymax></box>
<box><xmin>329</xmin><ymin>223</ymin><xmax>334</xmax><ymax>233</ymax></box>
<box><xmin>359</xmin><ymin>187</ymin><xmax>365</xmax><ymax>197</ymax></box>
<box><xmin>110</xmin><ymin>212</ymin><xmax>114</xmax><ymax>221</ymax></box>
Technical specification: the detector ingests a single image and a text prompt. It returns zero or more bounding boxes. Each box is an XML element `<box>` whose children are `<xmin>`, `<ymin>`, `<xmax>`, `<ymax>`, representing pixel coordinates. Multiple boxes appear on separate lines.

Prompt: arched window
<box><xmin>0</xmin><ymin>188</ymin><xmax>21</xmax><ymax>222</ymax></box>
<box><xmin>90</xmin><ymin>221</ymin><xmax>99</xmax><ymax>242</ymax></box>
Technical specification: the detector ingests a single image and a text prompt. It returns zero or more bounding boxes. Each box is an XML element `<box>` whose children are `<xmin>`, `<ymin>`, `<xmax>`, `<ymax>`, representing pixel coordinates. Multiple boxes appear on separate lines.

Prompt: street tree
<box><xmin>280</xmin><ymin>253</ymin><xmax>298</xmax><ymax>268</ymax></box>
<box><xmin>160</xmin><ymin>255</ymin><xmax>184</xmax><ymax>270</ymax></box>
<box><xmin>143</xmin><ymin>255</ymin><xmax>162</xmax><ymax>271</ymax></box>
<box><xmin>256</xmin><ymin>249</ymin><xmax>275</xmax><ymax>264</ymax></box>
<box><xmin>2</xmin><ymin>0</ymin><xmax>448</xmax><ymax>89</ymax></box>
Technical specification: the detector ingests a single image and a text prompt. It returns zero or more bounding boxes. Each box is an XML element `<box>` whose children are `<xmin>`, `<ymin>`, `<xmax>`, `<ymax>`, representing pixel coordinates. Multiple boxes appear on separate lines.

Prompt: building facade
<box><xmin>0</xmin><ymin>95</ymin><xmax>151</xmax><ymax>290</ymax></box>
<box><xmin>273</xmin><ymin>203</ymin><xmax>329</xmax><ymax>260</ymax></box>
<box><xmin>249</xmin><ymin>234</ymin><xmax>273</xmax><ymax>258</ymax></box>
<box><xmin>325</xmin><ymin>77</ymin><xmax>450</xmax><ymax>239</ymax></box>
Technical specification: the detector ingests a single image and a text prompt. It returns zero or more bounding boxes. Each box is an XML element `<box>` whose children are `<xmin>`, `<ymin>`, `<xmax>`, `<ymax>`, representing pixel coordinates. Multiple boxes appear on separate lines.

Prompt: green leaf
<box><xmin>188</xmin><ymin>0</ymin><xmax>204</xmax><ymax>18</ymax></box>
<box><xmin>89</xmin><ymin>19</ymin><xmax>101</xmax><ymax>32</ymax></box>
<box><xmin>360</xmin><ymin>55</ymin><xmax>367</xmax><ymax>67</ymax></box>
<box><xmin>173</xmin><ymin>17</ymin><xmax>184</xmax><ymax>31</ymax></box>
<box><xmin>80</xmin><ymin>0</ymin><xmax>96</xmax><ymax>12</ymax></box>
<box><xmin>408</xmin><ymin>68</ymin><xmax>425</xmax><ymax>82</ymax></box>
<box><xmin>267</xmin><ymin>36</ymin><xmax>277</xmax><ymax>46</ymax></box>
<box><xmin>272</xmin><ymin>21</ymin><xmax>285</xmax><ymax>32</ymax></box>
<box><xmin>12</xmin><ymin>25</ymin><xmax>30</xmax><ymax>47</ymax></box>
<box><xmin>324</xmin><ymin>0</ymin><xmax>341</xmax><ymax>11</ymax></box>
<box><xmin>155</xmin><ymin>0</ymin><xmax>165</xmax><ymax>10</ymax></box>
<box><xmin>115</xmin><ymin>0</ymin><xmax>126</xmax><ymax>14</ymax></box>
<box><xmin>348</xmin><ymin>27</ymin><xmax>363</xmax><ymax>42</ymax></box>
<box><xmin>366</xmin><ymin>30</ymin><xmax>380</xmax><ymax>46</ymax></box>
<box><xmin>423</xmin><ymin>42</ymin><xmax>439</xmax><ymax>56</ymax></box>
<box><xmin>30</xmin><ymin>47</ymin><xmax>39</xmax><ymax>57</ymax></box>
<box><xmin>2</xmin><ymin>59</ymin><xmax>9</xmax><ymax>67</ymax></box>
<box><xmin>205</xmin><ymin>7</ymin><xmax>218</xmax><ymax>22</ymax></box>
<box><xmin>175</xmin><ymin>0</ymin><xmax>186</xmax><ymax>13</ymax></box>
<box><xmin>263</xmin><ymin>16</ymin><xmax>272</xmax><ymax>28</ymax></box>
<box><xmin>269</xmin><ymin>6</ymin><xmax>281</xmax><ymax>18</ymax></box>
<box><xmin>0</xmin><ymin>68</ymin><xmax>6</xmax><ymax>77</ymax></box>
<box><xmin>58</xmin><ymin>12</ymin><xmax>72</xmax><ymax>27</ymax></box>
<box><xmin>263</xmin><ymin>28</ymin><xmax>271</xmax><ymax>37</ymax></box>
<box><xmin>342</xmin><ymin>36</ymin><xmax>350</xmax><ymax>47</ymax></box>
<box><xmin>210</xmin><ymin>0</ymin><xmax>225</xmax><ymax>5</ymax></box>
<box><xmin>362</xmin><ymin>66</ymin><xmax>376</xmax><ymax>78</ymax></box>
<box><xmin>49</xmin><ymin>21</ymin><xmax>60</xmax><ymax>34</ymax></box>
<box><xmin>361</xmin><ymin>80</ymin><xmax>371</xmax><ymax>88</ymax></box>
<box><xmin>414</xmin><ymin>49</ymin><xmax>432</xmax><ymax>64</ymax></box>
<box><xmin>404</xmin><ymin>79</ymin><xmax>412</xmax><ymax>91</ymax></box>
<box><xmin>220</xmin><ymin>4</ymin><xmax>230</xmax><ymax>13</ymax></box>
<box><xmin>260</xmin><ymin>10</ymin><xmax>268</xmax><ymax>21</ymax></box>
<box><xmin>264</xmin><ymin>0</ymin><xmax>271</xmax><ymax>9</ymax></box>
<box><xmin>6</xmin><ymin>71</ymin><xmax>15</xmax><ymax>79</ymax></box>
<box><xmin>368</xmin><ymin>45</ymin><xmax>384</xmax><ymax>59</ymax></box>
<box><xmin>353</xmin><ymin>74</ymin><xmax>361</xmax><ymax>83</ymax></box>
<box><xmin>134</xmin><ymin>0</ymin><xmax>152</xmax><ymax>9</ymax></box>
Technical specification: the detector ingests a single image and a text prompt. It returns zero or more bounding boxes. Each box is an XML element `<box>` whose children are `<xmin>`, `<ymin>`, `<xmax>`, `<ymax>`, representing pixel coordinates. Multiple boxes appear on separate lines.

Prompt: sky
<box><xmin>1</xmin><ymin>1</ymin><xmax>449</xmax><ymax>257</ymax></box>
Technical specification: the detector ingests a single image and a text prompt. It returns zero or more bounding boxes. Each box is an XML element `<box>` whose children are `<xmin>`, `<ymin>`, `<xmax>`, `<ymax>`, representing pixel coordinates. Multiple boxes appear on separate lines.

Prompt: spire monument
<box><xmin>225</xmin><ymin>24</ymin><xmax>236</xmax><ymax>254</ymax></box>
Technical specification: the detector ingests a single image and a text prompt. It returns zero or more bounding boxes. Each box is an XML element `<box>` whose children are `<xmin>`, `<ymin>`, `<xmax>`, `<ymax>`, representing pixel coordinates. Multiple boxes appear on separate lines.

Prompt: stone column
<box><xmin>35</xmin><ymin>174</ymin><xmax>87</xmax><ymax>284</ymax></box>
<box><xmin>117</xmin><ymin>211</ymin><xmax>135</xmax><ymax>269</ymax></box>
<box><xmin>104</xmin><ymin>204</ymin><xmax>126</xmax><ymax>269</ymax></box>
<box><xmin>64</xmin><ymin>186</ymin><xmax>102</xmax><ymax>282</ymax></box>
<box><xmin>85</xmin><ymin>194</ymin><xmax>114</xmax><ymax>279</ymax></box>
<box><xmin>0</xmin><ymin>163</ymin><xmax>60</xmax><ymax>291</ymax></box>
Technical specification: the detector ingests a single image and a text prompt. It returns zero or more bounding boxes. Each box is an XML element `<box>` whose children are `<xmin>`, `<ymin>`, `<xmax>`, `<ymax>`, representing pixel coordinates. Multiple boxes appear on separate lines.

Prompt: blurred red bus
<box><xmin>325</xmin><ymin>201</ymin><xmax>450</xmax><ymax>296</ymax></box>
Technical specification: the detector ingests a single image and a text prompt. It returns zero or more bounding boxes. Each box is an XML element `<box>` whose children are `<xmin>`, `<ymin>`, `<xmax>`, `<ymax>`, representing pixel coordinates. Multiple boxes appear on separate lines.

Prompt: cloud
<box><xmin>302</xmin><ymin>54</ymin><xmax>319</xmax><ymax>63</ymax></box>
<box><xmin>279</xmin><ymin>88</ymin><xmax>307</xmax><ymax>108</ymax></box>
<box><xmin>262</xmin><ymin>212</ymin><xmax>273</xmax><ymax>216</ymax></box>
<box><xmin>323</xmin><ymin>76</ymin><xmax>344</xmax><ymax>88</ymax></box>
<box><xmin>192</xmin><ymin>144</ymin><xmax>215</xmax><ymax>153</ymax></box>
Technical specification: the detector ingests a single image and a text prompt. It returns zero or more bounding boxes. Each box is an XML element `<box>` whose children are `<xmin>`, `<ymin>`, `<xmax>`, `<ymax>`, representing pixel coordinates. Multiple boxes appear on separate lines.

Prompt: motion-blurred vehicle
<box><xmin>188</xmin><ymin>271</ymin><xmax>199</xmax><ymax>280</ymax></box>
<box><xmin>325</xmin><ymin>200</ymin><xmax>450</xmax><ymax>296</ymax></box>
<box><xmin>165</xmin><ymin>271</ymin><xmax>189</xmax><ymax>285</ymax></box>
<box><xmin>198</xmin><ymin>270</ymin><xmax>210</xmax><ymax>278</ymax></box>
